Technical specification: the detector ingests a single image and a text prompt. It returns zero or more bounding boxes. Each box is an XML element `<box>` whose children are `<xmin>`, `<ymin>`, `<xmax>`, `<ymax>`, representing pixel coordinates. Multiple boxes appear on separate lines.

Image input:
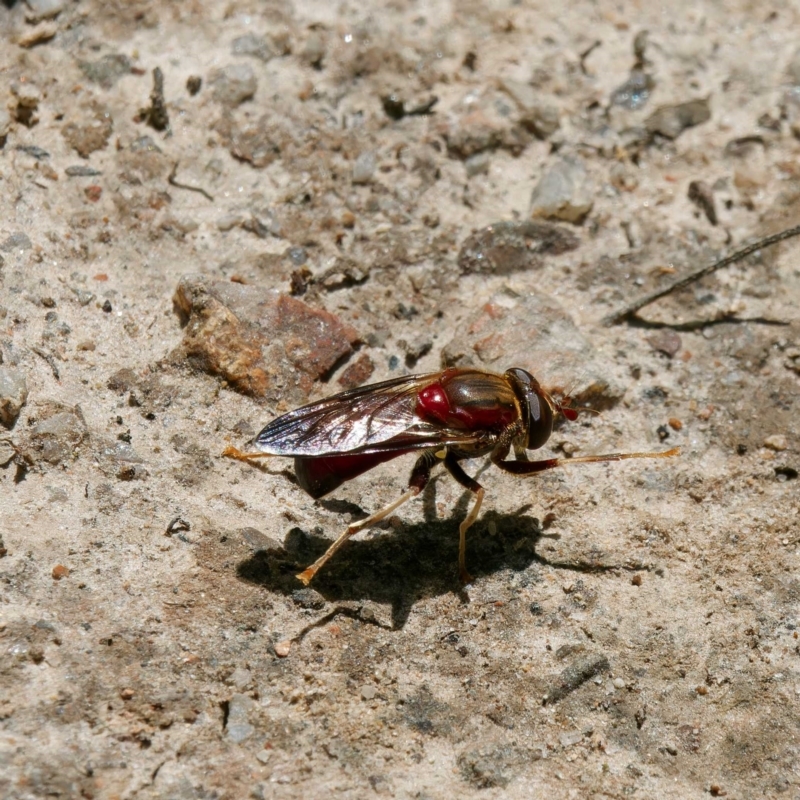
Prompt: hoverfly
<box><xmin>224</xmin><ymin>367</ymin><xmax>678</xmax><ymax>585</ymax></box>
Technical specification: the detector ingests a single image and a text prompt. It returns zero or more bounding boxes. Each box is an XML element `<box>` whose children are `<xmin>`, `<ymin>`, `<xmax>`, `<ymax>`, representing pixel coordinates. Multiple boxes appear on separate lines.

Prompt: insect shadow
<box><xmin>236</xmin><ymin>479</ymin><xmax>581</xmax><ymax>629</ymax></box>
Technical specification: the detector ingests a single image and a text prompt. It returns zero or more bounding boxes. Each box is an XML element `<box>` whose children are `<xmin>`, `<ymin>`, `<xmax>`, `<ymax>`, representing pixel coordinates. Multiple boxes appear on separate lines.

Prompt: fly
<box><xmin>224</xmin><ymin>367</ymin><xmax>678</xmax><ymax>585</ymax></box>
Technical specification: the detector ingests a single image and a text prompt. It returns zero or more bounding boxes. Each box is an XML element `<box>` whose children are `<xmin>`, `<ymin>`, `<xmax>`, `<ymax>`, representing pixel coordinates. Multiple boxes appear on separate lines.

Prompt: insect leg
<box><xmin>222</xmin><ymin>446</ymin><xmax>276</xmax><ymax>463</ymax></box>
<box><xmin>296</xmin><ymin>453</ymin><xmax>433</xmax><ymax>585</ymax></box>
<box><xmin>491</xmin><ymin>446</ymin><xmax>680</xmax><ymax>475</ymax></box>
<box><xmin>443</xmin><ymin>452</ymin><xmax>485</xmax><ymax>584</ymax></box>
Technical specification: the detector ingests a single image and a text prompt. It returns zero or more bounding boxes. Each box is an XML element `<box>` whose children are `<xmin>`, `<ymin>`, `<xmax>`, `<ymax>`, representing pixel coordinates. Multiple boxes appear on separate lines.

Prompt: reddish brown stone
<box><xmin>646</xmin><ymin>330</ymin><xmax>682</xmax><ymax>358</ymax></box>
<box><xmin>173</xmin><ymin>276</ymin><xmax>360</xmax><ymax>402</ymax></box>
<box><xmin>337</xmin><ymin>353</ymin><xmax>375</xmax><ymax>389</ymax></box>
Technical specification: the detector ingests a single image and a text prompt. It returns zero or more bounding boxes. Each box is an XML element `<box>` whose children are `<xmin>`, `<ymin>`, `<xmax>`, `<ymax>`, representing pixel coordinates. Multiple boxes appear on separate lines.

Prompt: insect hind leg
<box><xmin>443</xmin><ymin>452</ymin><xmax>485</xmax><ymax>585</ymax></box>
<box><xmin>222</xmin><ymin>446</ymin><xmax>276</xmax><ymax>463</ymax></box>
<box><xmin>296</xmin><ymin>453</ymin><xmax>434</xmax><ymax>585</ymax></box>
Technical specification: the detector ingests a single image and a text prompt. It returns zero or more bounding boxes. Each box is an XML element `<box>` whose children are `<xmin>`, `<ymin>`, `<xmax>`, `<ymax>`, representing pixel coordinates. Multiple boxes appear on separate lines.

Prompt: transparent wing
<box><xmin>252</xmin><ymin>372</ymin><xmax>485</xmax><ymax>456</ymax></box>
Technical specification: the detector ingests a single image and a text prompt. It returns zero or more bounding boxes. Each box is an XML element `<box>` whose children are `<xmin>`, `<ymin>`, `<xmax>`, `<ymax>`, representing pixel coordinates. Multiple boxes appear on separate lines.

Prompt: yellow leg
<box><xmin>297</xmin><ymin>487</ymin><xmax>421</xmax><ymax>585</ymax></box>
<box><xmin>222</xmin><ymin>446</ymin><xmax>275</xmax><ymax>463</ymax></box>
<box><xmin>458</xmin><ymin>487</ymin><xmax>484</xmax><ymax>585</ymax></box>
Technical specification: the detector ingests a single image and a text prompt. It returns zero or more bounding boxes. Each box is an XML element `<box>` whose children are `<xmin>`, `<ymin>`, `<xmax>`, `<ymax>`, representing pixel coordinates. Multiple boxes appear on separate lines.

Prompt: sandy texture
<box><xmin>2</xmin><ymin>1</ymin><xmax>800</xmax><ymax>797</ymax></box>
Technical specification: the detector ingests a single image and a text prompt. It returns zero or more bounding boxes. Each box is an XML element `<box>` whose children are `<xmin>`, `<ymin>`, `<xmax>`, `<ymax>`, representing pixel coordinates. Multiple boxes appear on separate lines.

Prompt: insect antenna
<box><xmin>554</xmin><ymin>395</ymin><xmax>601</xmax><ymax>422</ymax></box>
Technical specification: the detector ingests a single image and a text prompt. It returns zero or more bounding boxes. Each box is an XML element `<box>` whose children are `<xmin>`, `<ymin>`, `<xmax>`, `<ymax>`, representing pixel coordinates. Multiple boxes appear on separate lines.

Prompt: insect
<box><xmin>224</xmin><ymin>367</ymin><xmax>679</xmax><ymax>585</ymax></box>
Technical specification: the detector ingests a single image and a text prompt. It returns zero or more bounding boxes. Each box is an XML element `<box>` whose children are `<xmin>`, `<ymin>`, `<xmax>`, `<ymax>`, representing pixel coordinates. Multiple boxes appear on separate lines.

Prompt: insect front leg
<box><xmin>491</xmin><ymin>446</ymin><xmax>680</xmax><ymax>476</ymax></box>
<box><xmin>296</xmin><ymin>453</ymin><xmax>434</xmax><ymax>585</ymax></box>
<box><xmin>442</xmin><ymin>452</ymin><xmax>486</xmax><ymax>585</ymax></box>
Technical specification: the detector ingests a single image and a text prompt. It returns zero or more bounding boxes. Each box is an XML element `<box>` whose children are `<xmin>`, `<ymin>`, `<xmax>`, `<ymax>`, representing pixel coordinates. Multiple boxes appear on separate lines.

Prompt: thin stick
<box><xmin>168</xmin><ymin>161</ymin><xmax>214</xmax><ymax>202</ymax></box>
<box><xmin>604</xmin><ymin>225</ymin><xmax>800</xmax><ymax>326</ymax></box>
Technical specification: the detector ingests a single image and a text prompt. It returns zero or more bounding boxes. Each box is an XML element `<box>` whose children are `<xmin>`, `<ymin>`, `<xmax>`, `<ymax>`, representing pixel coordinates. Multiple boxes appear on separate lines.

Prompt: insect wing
<box><xmin>253</xmin><ymin>372</ymin><xmax>481</xmax><ymax>456</ymax></box>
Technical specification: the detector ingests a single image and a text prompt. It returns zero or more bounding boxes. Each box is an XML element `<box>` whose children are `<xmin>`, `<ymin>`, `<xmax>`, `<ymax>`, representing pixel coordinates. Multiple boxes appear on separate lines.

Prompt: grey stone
<box><xmin>529</xmin><ymin>157</ymin><xmax>594</xmax><ymax>223</ymax></box>
<box><xmin>458</xmin><ymin>220</ymin><xmax>580</xmax><ymax>275</ymax></box>
<box><xmin>240</xmin><ymin>527</ymin><xmax>283</xmax><ymax>553</ymax></box>
<box><xmin>78</xmin><ymin>54</ymin><xmax>132</xmax><ymax>89</ymax></box>
<box><xmin>229</xmin><ymin>668</ymin><xmax>252</xmax><ymax>691</ymax></box>
<box><xmin>209</xmin><ymin>64</ymin><xmax>257</xmax><ymax>107</ymax></box>
<box><xmin>498</xmin><ymin>78</ymin><xmax>560</xmax><ymax>137</ymax></box>
<box><xmin>1</xmin><ymin>233</ymin><xmax>32</xmax><ymax>252</ymax></box>
<box><xmin>231</xmin><ymin>34</ymin><xmax>274</xmax><ymax>63</ymax></box>
<box><xmin>0</xmin><ymin>368</ymin><xmax>28</xmax><ymax>428</ymax></box>
<box><xmin>301</xmin><ymin>32</ymin><xmax>326</xmax><ymax>68</ymax></box>
<box><xmin>465</xmin><ymin>152</ymin><xmax>491</xmax><ymax>177</ymax></box>
<box><xmin>24</xmin><ymin>0</ymin><xmax>66</xmax><ymax>21</ymax></box>
<box><xmin>0</xmin><ymin>109</ymin><xmax>11</xmax><ymax>140</ymax></box>
<box><xmin>352</xmin><ymin>150</ymin><xmax>377</xmax><ymax>184</ymax></box>
<box><xmin>226</xmin><ymin>693</ymin><xmax>255</xmax><ymax>743</ymax></box>
<box><xmin>645</xmin><ymin>98</ymin><xmax>711</xmax><ymax>139</ymax></box>
<box><xmin>610</xmin><ymin>70</ymin><xmax>655</xmax><ymax>110</ymax></box>
<box><xmin>0</xmin><ymin>437</ymin><xmax>16</xmax><ymax>465</ymax></box>
<box><xmin>23</xmin><ymin>406</ymin><xmax>87</xmax><ymax>464</ymax></box>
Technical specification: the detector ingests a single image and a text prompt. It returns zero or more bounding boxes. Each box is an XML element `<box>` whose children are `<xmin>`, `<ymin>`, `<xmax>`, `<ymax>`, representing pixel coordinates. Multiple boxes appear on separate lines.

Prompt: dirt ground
<box><xmin>2</xmin><ymin>0</ymin><xmax>800</xmax><ymax>797</ymax></box>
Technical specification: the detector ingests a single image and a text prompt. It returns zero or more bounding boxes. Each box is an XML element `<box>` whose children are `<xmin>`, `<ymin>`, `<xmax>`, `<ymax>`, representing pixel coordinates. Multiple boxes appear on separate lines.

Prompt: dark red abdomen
<box><xmin>295</xmin><ymin>449</ymin><xmax>412</xmax><ymax>498</ymax></box>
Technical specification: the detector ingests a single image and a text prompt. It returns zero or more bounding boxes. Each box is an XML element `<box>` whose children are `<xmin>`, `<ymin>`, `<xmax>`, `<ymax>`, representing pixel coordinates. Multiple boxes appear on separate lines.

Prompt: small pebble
<box><xmin>229</xmin><ymin>667</ymin><xmax>252</xmax><ymax>690</ymax></box>
<box><xmin>0</xmin><ymin>367</ymin><xmax>29</xmax><ymax>427</ymax></box>
<box><xmin>231</xmin><ymin>33</ymin><xmax>274</xmax><ymax>63</ymax></box>
<box><xmin>209</xmin><ymin>63</ymin><xmax>257</xmax><ymax>107</ymax></box>
<box><xmin>529</xmin><ymin>157</ymin><xmax>594</xmax><ymax>223</ymax></box>
<box><xmin>120</xmin><ymin>688</ymin><xmax>135</xmax><ymax>700</ymax></box>
<box><xmin>226</xmin><ymin>694</ymin><xmax>255</xmax><ymax>743</ymax></box>
<box><xmin>764</xmin><ymin>434</ymin><xmax>788</xmax><ymax>452</ymax></box>
<box><xmin>186</xmin><ymin>75</ymin><xmax>202</xmax><ymax>96</ymax></box>
<box><xmin>668</xmin><ymin>418</ymin><xmax>683</xmax><ymax>431</ymax></box>
<box><xmin>497</xmin><ymin>77</ymin><xmax>560</xmax><ymax>137</ymax></box>
<box><xmin>645</xmin><ymin>98</ymin><xmax>711</xmax><ymax>140</ymax></box>
<box><xmin>301</xmin><ymin>32</ymin><xmax>326</xmax><ymax>68</ymax></box>
<box><xmin>52</xmin><ymin>564</ymin><xmax>70</xmax><ymax>580</ymax></box>
<box><xmin>78</xmin><ymin>54</ymin><xmax>132</xmax><ymax>89</ymax></box>
<box><xmin>65</xmin><ymin>165</ymin><xmax>101</xmax><ymax>177</ymax></box>
<box><xmin>1</xmin><ymin>232</ymin><xmax>33</xmax><ymax>252</ymax></box>
<box><xmin>631</xmin><ymin>573</ymin><xmax>643</xmax><ymax>586</ymax></box>
<box><xmin>360</xmin><ymin>684</ymin><xmax>377</xmax><ymax>701</ymax></box>
<box><xmin>11</xmin><ymin>81</ymin><xmax>41</xmax><ymax>108</ymax></box>
<box><xmin>352</xmin><ymin>151</ymin><xmax>376</xmax><ymax>184</ymax></box>
<box><xmin>646</xmin><ymin>330</ymin><xmax>682</xmax><ymax>358</ymax></box>
<box><xmin>613</xmin><ymin>677</ymin><xmax>626</xmax><ymax>689</ymax></box>
<box><xmin>17</xmin><ymin>21</ymin><xmax>57</xmax><ymax>48</ymax></box>
<box><xmin>610</xmin><ymin>69</ymin><xmax>654</xmax><ymax>110</ymax></box>
<box><xmin>0</xmin><ymin>108</ymin><xmax>11</xmax><ymax>140</ymax></box>
<box><xmin>465</xmin><ymin>152</ymin><xmax>491</xmax><ymax>177</ymax></box>
<box><xmin>25</xmin><ymin>0</ymin><xmax>67</xmax><ymax>21</ymax></box>
<box><xmin>217</xmin><ymin>214</ymin><xmax>243</xmax><ymax>232</ymax></box>
<box><xmin>274</xmin><ymin>640</ymin><xmax>291</xmax><ymax>657</ymax></box>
